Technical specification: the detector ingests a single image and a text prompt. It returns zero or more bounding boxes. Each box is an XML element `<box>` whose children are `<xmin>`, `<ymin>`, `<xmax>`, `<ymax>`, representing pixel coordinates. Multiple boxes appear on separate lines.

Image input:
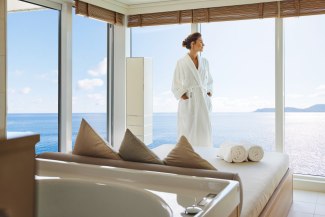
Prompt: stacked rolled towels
<box><xmin>218</xmin><ymin>144</ymin><xmax>248</xmax><ymax>163</ymax></box>
<box><xmin>218</xmin><ymin>143</ymin><xmax>264</xmax><ymax>163</ymax></box>
<box><xmin>246</xmin><ymin>145</ymin><xmax>264</xmax><ymax>162</ymax></box>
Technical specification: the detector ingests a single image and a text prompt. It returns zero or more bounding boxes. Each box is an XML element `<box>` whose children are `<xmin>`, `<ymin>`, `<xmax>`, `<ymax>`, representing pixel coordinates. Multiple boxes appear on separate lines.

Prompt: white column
<box><xmin>126</xmin><ymin>57</ymin><xmax>153</xmax><ymax>145</ymax></box>
<box><xmin>113</xmin><ymin>18</ymin><xmax>130</xmax><ymax>148</ymax></box>
<box><xmin>0</xmin><ymin>0</ymin><xmax>7</xmax><ymax>139</ymax></box>
<box><xmin>107</xmin><ymin>24</ymin><xmax>113</xmax><ymax>144</ymax></box>
<box><xmin>191</xmin><ymin>23</ymin><xmax>200</xmax><ymax>33</ymax></box>
<box><xmin>275</xmin><ymin>18</ymin><xmax>284</xmax><ymax>152</ymax></box>
<box><xmin>59</xmin><ymin>2</ymin><xmax>72</xmax><ymax>152</ymax></box>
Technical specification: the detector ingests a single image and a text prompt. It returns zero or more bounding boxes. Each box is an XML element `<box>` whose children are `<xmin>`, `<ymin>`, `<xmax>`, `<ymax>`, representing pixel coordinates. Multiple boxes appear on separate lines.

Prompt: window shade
<box><xmin>75</xmin><ymin>0</ymin><xmax>124</xmax><ymax>25</ymax></box>
<box><xmin>128</xmin><ymin>0</ymin><xmax>325</xmax><ymax>27</ymax></box>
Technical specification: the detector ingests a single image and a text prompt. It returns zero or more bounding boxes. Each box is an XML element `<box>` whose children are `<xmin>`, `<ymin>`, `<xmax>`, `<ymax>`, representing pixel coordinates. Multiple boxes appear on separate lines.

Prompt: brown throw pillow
<box><xmin>73</xmin><ymin>119</ymin><xmax>121</xmax><ymax>160</ymax></box>
<box><xmin>119</xmin><ymin>129</ymin><xmax>163</xmax><ymax>164</ymax></box>
<box><xmin>164</xmin><ymin>136</ymin><xmax>216</xmax><ymax>170</ymax></box>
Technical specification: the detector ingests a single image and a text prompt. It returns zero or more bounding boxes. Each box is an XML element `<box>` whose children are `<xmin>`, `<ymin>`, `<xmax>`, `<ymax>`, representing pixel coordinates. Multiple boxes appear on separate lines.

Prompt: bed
<box><xmin>153</xmin><ymin>145</ymin><xmax>293</xmax><ymax>217</ymax></box>
<box><xmin>36</xmin><ymin>145</ymin><xmax>292</xmax><ymax>217</ymax></box>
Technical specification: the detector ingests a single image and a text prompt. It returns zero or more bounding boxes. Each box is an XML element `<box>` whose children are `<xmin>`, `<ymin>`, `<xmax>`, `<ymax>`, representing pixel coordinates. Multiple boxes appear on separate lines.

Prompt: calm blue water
<box><xmin>7</xmin><ymin>113</ymin><xmax>107</xmax><ymax>153</ymax></box>
<box><xmin>150</xmin><ymin>113</ymin><xmax>275</xmax><ymax>151</ymax></box>
<box><xmin>7</xmin><ymin>112</ymin><xmax>325</xmax><ymax>176</ymax></box>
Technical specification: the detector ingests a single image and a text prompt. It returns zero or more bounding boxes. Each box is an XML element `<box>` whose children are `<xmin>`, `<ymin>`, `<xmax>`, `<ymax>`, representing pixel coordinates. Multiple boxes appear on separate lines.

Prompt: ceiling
<box><xmin>6</xmin><ymin>0</ymin><xmax>278</xmax><ymax>15</ymax></box>
<box><xmin>114</xmin><ymin>0</ymin><xmax>271</xmax><ymax>6</ymax></box>
<box><xmin>7</xmin><ymin>0</ymin><xmax>43</xmax><ymax>12</ymax></box>
<box><xmin>100</xmin><ymin>0</ymin><xmax>278</xmax><ymax>15</ymax></box>
<box><xmin>116</xmin><ymin>0</ymin><xmax>177</xmax><ymax>4</ymax></box>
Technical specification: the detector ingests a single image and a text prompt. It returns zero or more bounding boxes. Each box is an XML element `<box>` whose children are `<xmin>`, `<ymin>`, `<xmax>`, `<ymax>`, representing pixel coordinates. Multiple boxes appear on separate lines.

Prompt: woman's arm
<box><xmin>206</xmin><ymin>60</ymin><xmax>213</xmax><ymax>96</ymax></box>
<box><xmin>171</xmin><ymin>61</ymin><xmax>188</xmax><ymax>100</ymax></box>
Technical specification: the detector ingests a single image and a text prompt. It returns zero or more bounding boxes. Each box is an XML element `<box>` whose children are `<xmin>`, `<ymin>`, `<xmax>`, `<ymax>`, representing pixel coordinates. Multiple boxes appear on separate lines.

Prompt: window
<box><xmin>72</xmin><ymin>9</ymin><xmax>109</xmax><ymax>144</ymax></box>
<box><xmin>131</xmin><ymin>24</ymin><xmax>191</xmax><ymax>147</ymax></box>
<box><xmin>201</xmin><ymin>19</ymin><xmax>275</xmax><ymax>150</ymax></box>
<box><xmin>7</xmin><ymin>1</ymin><xmax>60</xmax><ymax>154</ymax></box>
<box><xmin>284</xmin><ymin>15</ymin><xmax>325</xmax><ymax>176</ymax></box>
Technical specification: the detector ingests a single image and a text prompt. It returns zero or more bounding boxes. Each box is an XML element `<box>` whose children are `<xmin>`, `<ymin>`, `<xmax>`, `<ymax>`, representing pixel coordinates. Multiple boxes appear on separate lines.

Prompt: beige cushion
<box><xmin>73</xmin><ymin>119</ymin><xmax>121</xmax><ymax>160</ymax></box>
<box><xmin>119</xmin><ymin>129</ymin><xmax>163</xmax><ymax>164</ymax></box>
<box><xmin>164</xmin><ymin>136</ymin><xmax>216</xmax><ymax>170</ymax></box>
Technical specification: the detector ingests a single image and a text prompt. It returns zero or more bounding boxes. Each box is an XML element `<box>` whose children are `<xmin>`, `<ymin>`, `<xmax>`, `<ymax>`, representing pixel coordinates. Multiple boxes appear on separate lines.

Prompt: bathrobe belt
<box><xmin>186</xmin><ymin>85</ymin><xmax>208</xmax><ymax>98</ymax></box>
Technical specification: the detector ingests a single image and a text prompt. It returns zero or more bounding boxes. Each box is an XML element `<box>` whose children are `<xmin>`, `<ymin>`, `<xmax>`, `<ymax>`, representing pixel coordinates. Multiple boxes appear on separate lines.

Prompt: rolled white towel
<box><xmin>246</xmin><ymin>145</ymin><xmax>264</xmax><ymax>162</ymax></box>
<box><xmin>218</xmin><ymin>144</ymin><xmax>248</xmax><ymax>163</ymax></box>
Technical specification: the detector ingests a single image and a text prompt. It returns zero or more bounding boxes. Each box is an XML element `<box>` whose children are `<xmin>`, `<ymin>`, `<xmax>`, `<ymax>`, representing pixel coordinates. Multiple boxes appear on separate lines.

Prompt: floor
<box><xmin>288</xmin><ymin>190</ymin><xmax>325</xmax><ymax>217</ymax></box>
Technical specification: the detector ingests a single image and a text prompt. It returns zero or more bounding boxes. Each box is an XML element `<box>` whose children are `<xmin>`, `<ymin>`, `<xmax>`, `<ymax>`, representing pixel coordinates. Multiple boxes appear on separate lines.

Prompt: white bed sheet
<box><xmin>153</xmin><ymin>145</ymin><xmax>289</xmax><ymax>217</ymax></box>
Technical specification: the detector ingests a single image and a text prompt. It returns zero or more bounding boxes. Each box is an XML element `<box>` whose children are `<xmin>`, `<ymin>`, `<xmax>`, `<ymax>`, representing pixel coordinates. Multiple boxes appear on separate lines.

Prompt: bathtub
<box><xmin>36</xmin><ymin>159</ymin><xmax>240</xmax><ymax>217</ymax></box>
<box><xmin>36</xmin><ymin>178</ymin><xmax>172</xmax><ymax>217</ymax></box>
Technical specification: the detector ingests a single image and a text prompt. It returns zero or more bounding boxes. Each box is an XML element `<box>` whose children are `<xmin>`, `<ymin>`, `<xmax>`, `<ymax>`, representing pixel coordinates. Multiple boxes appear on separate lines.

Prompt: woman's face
<box><xmin>191</xmin><ymin>37</ymin><xmax>205</xmax><ymax>52</ymax></box>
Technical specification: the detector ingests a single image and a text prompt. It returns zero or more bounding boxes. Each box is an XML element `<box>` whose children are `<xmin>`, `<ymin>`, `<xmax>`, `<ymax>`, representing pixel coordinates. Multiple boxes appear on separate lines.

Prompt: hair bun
<box><xmin>182</xmin><ymin>40</ymin><xmax>187</xmax><ymax>47</ymax></box>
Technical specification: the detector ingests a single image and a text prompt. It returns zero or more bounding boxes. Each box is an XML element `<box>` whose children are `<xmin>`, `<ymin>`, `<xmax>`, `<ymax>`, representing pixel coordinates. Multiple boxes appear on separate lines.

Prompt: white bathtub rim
<box><xmin>36</xmin><ymin>177</ymin><xmax>173</xmax><ymax>216</ymax></box>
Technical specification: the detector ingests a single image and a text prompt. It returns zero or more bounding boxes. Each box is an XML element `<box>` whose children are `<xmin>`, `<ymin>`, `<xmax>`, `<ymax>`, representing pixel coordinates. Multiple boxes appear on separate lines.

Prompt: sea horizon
<box><xmin>7</xmin><ymin>112</ymin><xmax>325</xmax><ymax>177</ymax></box>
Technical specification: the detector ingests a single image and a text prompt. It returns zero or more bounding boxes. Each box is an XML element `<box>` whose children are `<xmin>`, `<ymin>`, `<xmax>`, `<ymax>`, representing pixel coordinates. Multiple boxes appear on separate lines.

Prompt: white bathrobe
<box><xmin>172</xmin><ymin>54</ymin><xmax>213</xmax><ymax>147</ymax></box>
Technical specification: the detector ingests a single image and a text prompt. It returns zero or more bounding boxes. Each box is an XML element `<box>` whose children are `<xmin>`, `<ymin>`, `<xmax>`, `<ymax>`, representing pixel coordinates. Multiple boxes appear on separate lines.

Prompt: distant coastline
<box><xmin>255</xmin><ymin>104</ymin><xmax>325</xmax><ymax>112</ymax></box>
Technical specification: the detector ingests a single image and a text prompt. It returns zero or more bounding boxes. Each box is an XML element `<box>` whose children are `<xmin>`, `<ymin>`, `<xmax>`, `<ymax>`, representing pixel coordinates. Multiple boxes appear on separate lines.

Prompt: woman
<box><xmin>172</xmin><ymin>32</ymin><xmax>213</xmax><ymax>147</ymax></box>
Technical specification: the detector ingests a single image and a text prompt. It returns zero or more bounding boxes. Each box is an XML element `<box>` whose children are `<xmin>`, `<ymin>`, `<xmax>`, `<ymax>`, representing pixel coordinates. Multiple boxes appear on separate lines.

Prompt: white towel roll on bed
<box><xmin>246</xmin><ymin>145</ymin><xmax>264</xmax><ymax>162</ymax></box>
<box><xmin>218</xmin><ymin>144</ymin><xmax>248</xmax><ymax>163</ymax></box>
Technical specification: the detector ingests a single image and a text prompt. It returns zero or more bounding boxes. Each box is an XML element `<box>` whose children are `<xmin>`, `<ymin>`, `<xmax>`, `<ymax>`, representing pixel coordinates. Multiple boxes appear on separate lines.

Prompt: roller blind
<box><xmin>128</xmin><ymin>0</ymin><xmax>325</xmax><ymax>27</ymax></box>
<box><xmin>75</xmin><ymin>0</ymin><xmax>124</xmax><ymax>25</ymax></box>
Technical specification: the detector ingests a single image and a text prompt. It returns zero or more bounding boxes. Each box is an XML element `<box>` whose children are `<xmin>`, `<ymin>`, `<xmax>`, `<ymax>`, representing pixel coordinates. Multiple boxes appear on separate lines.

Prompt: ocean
<box><xmin>7</xmin><ymin>112</ymin><xmax>325</xmax><ymax>176</ymax></box>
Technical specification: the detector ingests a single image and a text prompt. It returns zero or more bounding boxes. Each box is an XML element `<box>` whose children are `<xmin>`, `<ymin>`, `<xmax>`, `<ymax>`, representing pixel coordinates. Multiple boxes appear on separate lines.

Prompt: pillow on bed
<box><xmin>73</xmin><ymin>119</ymin><xmax>121</xmax><ymax>160</ymax></box>
<box><xmin>119</xmin><ymin>129</ymin><xmax>163</xmax><ymax>164</ymax></box>
<box><xmin>163</xmin><ymin>136</ymin><xmax>216</xmax><ymax>170</ymax></box>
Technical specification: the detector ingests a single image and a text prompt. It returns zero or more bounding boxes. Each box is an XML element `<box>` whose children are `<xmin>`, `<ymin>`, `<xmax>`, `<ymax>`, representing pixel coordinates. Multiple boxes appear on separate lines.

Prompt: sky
<box><xmin>8</xmin><ymin>6</ymin><xmax>108</xmax><ymax>113</ymax></box>
<box><xmin>132</xmin><ymin>16</ymin><xmax>325</xmax><ymax>112</ymax></box>
<box><xmin>7</xmin><ymin>3</ymin><xmax>325</xmax><ymax>113</ymax></box>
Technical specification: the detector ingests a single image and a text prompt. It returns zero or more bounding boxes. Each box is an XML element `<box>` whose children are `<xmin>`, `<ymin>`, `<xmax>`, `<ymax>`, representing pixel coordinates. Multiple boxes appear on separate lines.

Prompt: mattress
<box><xmin>153</xmin><ymin>145</ymin><xmax>289</xmax><ymax>217</ymax></box>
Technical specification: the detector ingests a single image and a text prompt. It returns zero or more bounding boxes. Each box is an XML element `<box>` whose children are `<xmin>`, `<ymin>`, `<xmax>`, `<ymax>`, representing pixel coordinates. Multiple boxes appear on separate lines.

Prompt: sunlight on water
<box><xmin>285</xmin><ymin>113</ymin><xmax>325</xmax><ymax>176</ymax></box>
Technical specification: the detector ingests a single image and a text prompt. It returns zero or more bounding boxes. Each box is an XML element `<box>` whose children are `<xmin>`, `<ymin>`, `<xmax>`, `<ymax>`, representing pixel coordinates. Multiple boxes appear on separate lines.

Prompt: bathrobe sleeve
<box><xmin>206</xmin><ymin>60</ymin><xmax>213</xmax><ymax>94</ymax></box>
<box><xmin>172</xmin><ymin>61</ymin><xmax>187</xmax><ymax>100</ymax></box>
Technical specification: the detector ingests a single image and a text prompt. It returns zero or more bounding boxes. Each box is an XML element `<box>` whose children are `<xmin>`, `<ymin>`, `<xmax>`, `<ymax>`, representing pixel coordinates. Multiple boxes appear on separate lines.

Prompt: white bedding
<box><xmin>153</xmin><ymin>145</ymin><xmax>289</xmax><ymax>217</ymax></box>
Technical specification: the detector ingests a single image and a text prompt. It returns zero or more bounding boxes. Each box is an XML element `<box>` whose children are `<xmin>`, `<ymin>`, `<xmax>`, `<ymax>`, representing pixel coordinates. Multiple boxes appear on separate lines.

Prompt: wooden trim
<box><xmin>227</xmin><ymin>169</ymin><xmax>293</xmax><ymax>217</ymax></box>
<box><xmin>75</xmin><ymin>0</ymin><xmax>124</xmax><ymax>25</ymax></box>
<box><xmin>128</xmin><ymin>0</ymin><xmax>325</xmax><ymax>27</ymax></box>
<box><xmin>259</xmin><ymin>169</ymin><xmax>293</xmax><ymax>217</ymax></box>
<box><xmin>228</xmin><ymin>206</ymin><xmax>240</xmax><ymax>217</ymax></box>
<box><xmin>259</xmin><ymin>3</ymin><xmax>265</xmax><ymax>18</ymax></box>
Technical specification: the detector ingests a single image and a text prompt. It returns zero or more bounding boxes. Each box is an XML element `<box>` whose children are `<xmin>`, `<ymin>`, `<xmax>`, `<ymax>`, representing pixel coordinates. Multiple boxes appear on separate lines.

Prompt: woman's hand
<box><xmin>207</xmin><ymin>92</ymin><xmax>212</xmax><ymax>97</ymax></box>
<box><xmin>181</xmin><ymin>93</ymin><xmax>189</xmax><ymax>100</ymax></box>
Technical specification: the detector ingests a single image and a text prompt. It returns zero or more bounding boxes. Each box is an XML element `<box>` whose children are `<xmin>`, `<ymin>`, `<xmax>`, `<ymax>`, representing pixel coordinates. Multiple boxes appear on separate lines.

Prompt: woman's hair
<box><xmin>182</xmin><ymin>32</ymin><xmax>202</xmax><ymax>49</ymax></box>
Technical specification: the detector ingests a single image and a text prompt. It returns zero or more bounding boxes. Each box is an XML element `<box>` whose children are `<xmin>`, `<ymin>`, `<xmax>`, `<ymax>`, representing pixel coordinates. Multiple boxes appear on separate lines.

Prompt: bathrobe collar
<box><xmin>185</xmin><ymin>54</ymin><xmax>203</xmax><ymax>87</ymax></box>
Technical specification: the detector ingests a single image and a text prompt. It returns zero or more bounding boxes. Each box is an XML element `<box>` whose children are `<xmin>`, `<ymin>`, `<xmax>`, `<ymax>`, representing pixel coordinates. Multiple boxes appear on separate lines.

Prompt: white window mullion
<box><xmin>59</xmin><ymin>2</ymin><xmax>72</xmax><ymax>152</ymax></box>
<box><xmin>275</xmin><ymin>17</ymin><xmax>284</xmax><ymax>152</ymax></box>
<box><xmin>191</xmin><ymin>23</ymin><xmax>200</xmax><ymax>33</ymax></box>
<box><xmin>107</xmin><ymin>24</ymin><xmax>113</xmax><ymax>144</ymax></box>
<box><xmin>0</xmin><ymin>0</ymin><xmax>7</xmax><ymax>139</ymax></box>
<box><xmin>112</xmin><ymin>17</ymin><xmax>130</xmax><ymax>148</ymax></box>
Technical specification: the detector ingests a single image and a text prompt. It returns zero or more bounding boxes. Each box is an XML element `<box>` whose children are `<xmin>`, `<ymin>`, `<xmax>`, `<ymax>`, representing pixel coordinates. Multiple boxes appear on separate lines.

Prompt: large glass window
<box><xmin>72</xmin><ymin>9</ymin><xmax>108</xmax><ymax>144</ymax></box>
<box><xmin>131</xmin><ymin>24</ymin><xmax>191</xmax><ymax>147</ymax></box>
<box><xmin>284</xmin><ymin>15</ymin><xmax>325</xmax><ymax>176</ymax></box>
<box><xmin>201</xmin><ymin>19</ymin><xmax>275</xmax><ymax>150</ymax></box>
<box><xmin>7</xmin><ymin>1</ymin><xmax>59</xmax><ymax>154</ymax></box>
